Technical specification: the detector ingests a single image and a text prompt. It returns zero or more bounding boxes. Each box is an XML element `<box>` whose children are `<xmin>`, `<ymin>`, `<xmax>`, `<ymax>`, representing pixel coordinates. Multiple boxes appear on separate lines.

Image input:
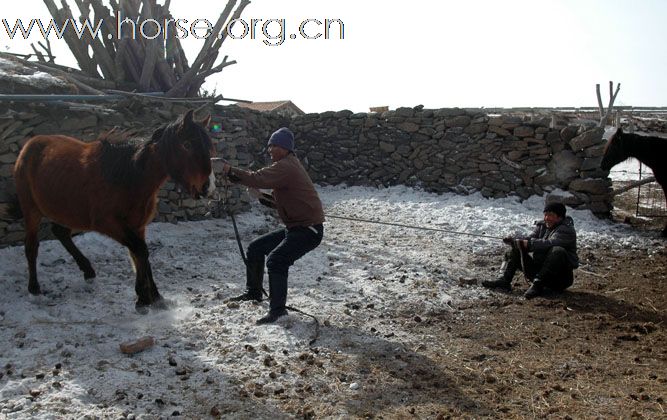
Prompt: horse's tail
<box><xmin>2</xmin><ymin>194</ymin><xmax>23</xmax><ymax>220</ymax></box>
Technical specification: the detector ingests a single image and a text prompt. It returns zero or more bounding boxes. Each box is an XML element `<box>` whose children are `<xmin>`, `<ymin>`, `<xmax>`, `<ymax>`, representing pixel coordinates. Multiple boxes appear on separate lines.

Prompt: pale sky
<box><xmin>2</xmin><ymin>0</ymin><xmax>666</xmax><ymax>113</ymax></box>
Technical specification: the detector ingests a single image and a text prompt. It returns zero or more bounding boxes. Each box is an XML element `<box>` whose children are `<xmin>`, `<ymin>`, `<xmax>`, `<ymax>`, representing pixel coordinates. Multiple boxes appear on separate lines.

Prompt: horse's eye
<box><xmin>182</xmin><ymin>141</ymin><xmax>192</xmax><ymax>151</ymax></box>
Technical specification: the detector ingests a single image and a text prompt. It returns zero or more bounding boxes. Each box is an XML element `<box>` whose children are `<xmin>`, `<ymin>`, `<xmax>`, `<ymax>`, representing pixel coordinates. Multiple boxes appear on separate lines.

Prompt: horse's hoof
<box><xmin>135</xmin><ymin>298</ymin><xmax>174</xmax><ymax>314</ymax></box>
<box><xmin>28</xmin><ymin>285</ymin><xmax>41</xmax><ymax>295</ymax></box>
<box><xmin>135</xmin><ymin>301</ymin><xmax>150</xmax><ymax>315</ymax></box>
<box><xmin>152</xmin><ymin>298</ymin><xmax>175</xmax><ymax>311</ymax></box>
<box><xmin>28</xmin><ymin>293</ymin><xmax>46</xmax><ymax>305</ymax></box>
<box><xmin>84</xmin><ymin>270</ymin><xmax>96</xmax><ymax>281</ymax></box>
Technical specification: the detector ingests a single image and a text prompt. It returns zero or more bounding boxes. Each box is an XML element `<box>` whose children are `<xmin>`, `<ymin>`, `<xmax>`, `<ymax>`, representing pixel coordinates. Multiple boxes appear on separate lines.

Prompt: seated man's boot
<box><xmin>482</xmin><ymin>253</ymin><xmax>520</xmax><ymax>292</ymax></box>
<box><xmin>524</xmin><ymin>279</ymin><xmax>544</xmax><ymax>299</ymax></box>
<box><xmin>481</xmin><ymin>277</ymin><xmax>512</xmax><ymax>292</ymax></box>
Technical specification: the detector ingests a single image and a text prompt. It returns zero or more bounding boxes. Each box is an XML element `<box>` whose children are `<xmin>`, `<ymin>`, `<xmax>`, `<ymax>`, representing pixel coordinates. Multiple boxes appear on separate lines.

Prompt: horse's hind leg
<box><xmin>51</xmin><ymin>223</ymin><xmax>96</xmax><ymax>280</ymax></box>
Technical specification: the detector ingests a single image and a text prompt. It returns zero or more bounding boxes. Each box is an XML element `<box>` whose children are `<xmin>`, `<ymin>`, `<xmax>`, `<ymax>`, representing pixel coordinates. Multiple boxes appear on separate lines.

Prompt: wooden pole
<box><xmin>611</xmin><ymin>176</ymin><xmax>657</xmax><ymax>196</ymax></box>
<box><xmin>597</xmin><ymin>81</ymin><xmax>621</xmax><ymax>127</ymax></box>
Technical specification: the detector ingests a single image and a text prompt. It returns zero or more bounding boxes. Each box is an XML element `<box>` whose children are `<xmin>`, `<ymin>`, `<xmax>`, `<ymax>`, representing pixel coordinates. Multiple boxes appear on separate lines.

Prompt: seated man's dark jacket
<box><xmin>523</xmin><ymin>216</ymin><xmax>579</xmax><ymax>268</ymax></box>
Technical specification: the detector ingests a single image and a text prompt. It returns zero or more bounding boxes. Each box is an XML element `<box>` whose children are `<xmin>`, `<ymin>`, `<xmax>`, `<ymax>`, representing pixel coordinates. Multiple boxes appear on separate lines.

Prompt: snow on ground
<box><xmin>609</xmin><ymin>159</ymin><xmax>654</xmax><ymax>181</ymax></box>
<box><xmin>0</xmin><ymin>57</ymin><xmax>68</xmax><ymax>90</ymax></box>
<box><xmin>0</xmin><ymin>185</ymin><xmax>658</xmax><ymax>418</ymax></box>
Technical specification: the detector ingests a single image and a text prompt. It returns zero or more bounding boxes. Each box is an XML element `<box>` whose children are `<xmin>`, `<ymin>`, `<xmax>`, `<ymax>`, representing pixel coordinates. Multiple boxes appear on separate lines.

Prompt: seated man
<box><xmin>482</xmin><ymin>202</ymin><xmax>579</xmax><ymax>299</ymax></box>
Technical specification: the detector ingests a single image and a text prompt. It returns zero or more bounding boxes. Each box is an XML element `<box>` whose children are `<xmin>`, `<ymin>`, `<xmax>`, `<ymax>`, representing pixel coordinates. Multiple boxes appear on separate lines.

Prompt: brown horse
<box><xmin>601</xmin><ymin>127</ymin><xmax>667</xmax><ymax>237</ymax></box>
<box><xmin>13</xmin><ymin>110</ymin><xmax>216</xmax><ymax>311</ymax></box>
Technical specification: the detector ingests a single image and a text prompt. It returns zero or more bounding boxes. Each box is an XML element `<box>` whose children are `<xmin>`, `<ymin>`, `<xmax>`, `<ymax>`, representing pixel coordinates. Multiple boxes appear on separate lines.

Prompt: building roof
<box><xmin>237</xmin><ymin>100</ymin><xmax>305</xmax><ymax>116</ymax></box>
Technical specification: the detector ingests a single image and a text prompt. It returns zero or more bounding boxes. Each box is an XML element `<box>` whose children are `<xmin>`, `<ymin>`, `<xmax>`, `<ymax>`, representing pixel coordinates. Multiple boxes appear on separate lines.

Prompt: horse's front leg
<box><xmin>25</xmin><ymin>229</ymin><xmax>41</xmax><ymax>295</ymax></box>
<box><xmin>23</xmin><ymin>211</ymin><xmax>43</xmax><ymax>295</ymax></box>
<box><xmin>123</xmin><ymin>229</ymin><xmax>164</xmax><ymax>312</ymax></box>
<box><xmin>129</xmin><ymin>251</ymin><xmax>165</xmax><ymax>309</ymax></box>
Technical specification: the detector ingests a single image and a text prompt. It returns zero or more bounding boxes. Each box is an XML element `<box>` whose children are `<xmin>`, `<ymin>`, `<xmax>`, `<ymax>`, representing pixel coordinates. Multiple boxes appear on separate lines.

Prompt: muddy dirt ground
<box><xmin>277</xmin><ymin>197</ymin><xmax>667</xmax><ymax>419</ymax></box>
<box><xmin>269</xmin><ymin>249</ymin><xmax>667</xmax><ymax>419</ymax></box>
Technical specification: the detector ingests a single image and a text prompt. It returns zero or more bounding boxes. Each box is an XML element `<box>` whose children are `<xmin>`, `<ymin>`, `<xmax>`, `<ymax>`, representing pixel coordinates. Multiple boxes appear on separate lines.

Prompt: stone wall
<box><xmin>291</xmin><ymin>107</ymin><xmax>611</xmax><ymax>211</ymax></box>
<box><xmin>0</xmin><ymin>102</ymin><xmax>612</xmax><ymax>247</ymax></box>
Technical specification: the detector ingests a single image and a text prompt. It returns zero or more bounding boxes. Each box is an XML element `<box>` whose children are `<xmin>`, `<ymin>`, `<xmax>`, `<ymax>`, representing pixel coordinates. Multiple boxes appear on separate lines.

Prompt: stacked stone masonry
<box><xmin>0</xmin><ymin>101</ymin><xmax>612</xmax><ymax>247</ymax></box>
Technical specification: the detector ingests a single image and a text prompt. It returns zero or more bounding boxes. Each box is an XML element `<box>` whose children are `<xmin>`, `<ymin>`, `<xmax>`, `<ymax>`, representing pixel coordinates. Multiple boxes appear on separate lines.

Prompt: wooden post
<box><xmin>596</xmin><ymin>81</ymin><xmax>621</xmax><ymax>127</ymax></box>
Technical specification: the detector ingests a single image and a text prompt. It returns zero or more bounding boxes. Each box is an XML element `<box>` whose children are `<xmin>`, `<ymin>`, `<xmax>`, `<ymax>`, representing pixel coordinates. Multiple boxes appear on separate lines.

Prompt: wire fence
<box><xmin>636</xmin><ymin>163</ymin><xmax>667</xmax><ymax>218</ymax></box>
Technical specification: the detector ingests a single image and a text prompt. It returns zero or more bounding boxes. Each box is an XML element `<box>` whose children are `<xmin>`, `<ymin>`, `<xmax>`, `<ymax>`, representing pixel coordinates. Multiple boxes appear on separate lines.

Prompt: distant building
<box><xmin>237</xmin><ymin>100</ymin><xmax>305</xmax><ymax>118</ymax></box>
<box><xmin>369</xmin><ymin>106</ymin><xmax>389</xmax><ymax>113</ymax></box>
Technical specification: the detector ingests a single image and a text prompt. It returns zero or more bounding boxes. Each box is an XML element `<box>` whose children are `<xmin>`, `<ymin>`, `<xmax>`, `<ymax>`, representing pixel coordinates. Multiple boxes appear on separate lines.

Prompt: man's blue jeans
<box><xmin>245</xmin><ymin>224</ymin><xmax>324</xmax><ymax>311</ymax></box>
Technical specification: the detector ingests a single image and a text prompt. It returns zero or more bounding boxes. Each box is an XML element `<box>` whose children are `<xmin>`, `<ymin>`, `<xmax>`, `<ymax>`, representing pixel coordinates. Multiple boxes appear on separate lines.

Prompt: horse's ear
<box><xmin>200</xmin><ymin>114</ymin><xmax>211</xmax><ymax>128</ymax></box>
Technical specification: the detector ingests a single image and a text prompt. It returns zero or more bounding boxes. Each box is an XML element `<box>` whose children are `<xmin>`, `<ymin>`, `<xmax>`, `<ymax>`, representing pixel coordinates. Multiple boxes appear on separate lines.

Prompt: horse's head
<box><xmin>601</xmin><ymin>127</ymin><xmax>627</xmax><ymax>171</ymax></box>
<box><xmin>156</xmin><ymin>110</ymin><xmax>217</xmax><ymax>199</ymax></box>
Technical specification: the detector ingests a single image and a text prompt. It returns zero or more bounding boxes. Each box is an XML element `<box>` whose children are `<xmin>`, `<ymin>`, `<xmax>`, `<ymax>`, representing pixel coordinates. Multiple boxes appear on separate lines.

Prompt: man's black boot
<box><xmin>524</xmin><ymin>280</ymin><xmax>544</xmax><ymax>299</ymax></box>
<box><xmin>481</xmin><ymin>277</ymin><xmax>512</xmax><ymax>292</ymax></box>
<box><xmin>229</xmin><ymin>259</ymin><xmax>264</xmax><ymax>302</ymax></box>
<box><xmin>228</xmin><ymin>290</ymin><xmax>263</xmax><ymax>302</ymax></box>
<box><xmin>256</xmin><ymin>272</ymin><xmax>288</xmax><ymax>324</ymax></box>
<box><xmin>256</xmin><ymin>307</ymin><xmax>288</xmax><ymax>324</ymax></box>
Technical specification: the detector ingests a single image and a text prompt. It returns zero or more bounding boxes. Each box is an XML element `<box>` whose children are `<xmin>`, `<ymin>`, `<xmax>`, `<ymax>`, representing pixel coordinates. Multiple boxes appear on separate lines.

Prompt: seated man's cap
<box><xmin>543</xmin><ymin>202</ymin><xmax>566</xmax><ymax>218</ymax></box>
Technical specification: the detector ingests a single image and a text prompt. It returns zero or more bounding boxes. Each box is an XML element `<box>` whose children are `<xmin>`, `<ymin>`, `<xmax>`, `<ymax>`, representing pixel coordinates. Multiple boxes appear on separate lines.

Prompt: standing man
<box><xmin>222</xmin><ymin>127</ymin><xmax>325</xmax><ymax>324</ymax></box>
<box><xmin>482</xmin><ymin>202</ymin><xmax>579</xmax><ymax>299</ymax></box>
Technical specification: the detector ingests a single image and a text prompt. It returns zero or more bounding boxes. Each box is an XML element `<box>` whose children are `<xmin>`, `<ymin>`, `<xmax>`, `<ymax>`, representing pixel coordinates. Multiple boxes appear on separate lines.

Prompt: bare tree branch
<box><xmin>30</xmin><ymin>44</ymin><xmax>46</xmax><ymax>62</ymax></box>
<box><xmin>37</xmin><ymin>40</ymin><xmax>56</xmax><ymax>62</ymax></box>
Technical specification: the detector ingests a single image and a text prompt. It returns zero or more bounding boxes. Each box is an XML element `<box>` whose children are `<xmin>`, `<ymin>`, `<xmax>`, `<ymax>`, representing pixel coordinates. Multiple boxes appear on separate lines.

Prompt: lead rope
<box><xmin>219</xmin><ymin>178</ymin><xmax>320</xmax><ymax>346</ymax></box>
<box><xmin>323</xmin><ymin>214</ymin><xmax>504</xmax><ymax>240</ymax></box>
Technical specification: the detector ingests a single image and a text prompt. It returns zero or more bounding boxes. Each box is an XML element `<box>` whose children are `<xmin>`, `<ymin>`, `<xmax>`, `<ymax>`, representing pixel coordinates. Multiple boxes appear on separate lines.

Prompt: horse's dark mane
<box><xmin>99</xmin><ymin>136</ymin><xmax>152</xmax><ymax>187</ymax></box>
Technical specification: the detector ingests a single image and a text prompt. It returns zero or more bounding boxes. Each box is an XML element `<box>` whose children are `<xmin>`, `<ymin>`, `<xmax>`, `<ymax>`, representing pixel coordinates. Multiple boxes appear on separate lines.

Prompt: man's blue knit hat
<box><xmin>267</xmin><ymin>127</ymin><xmax>294</xmax><ymax>152</ymax></box>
